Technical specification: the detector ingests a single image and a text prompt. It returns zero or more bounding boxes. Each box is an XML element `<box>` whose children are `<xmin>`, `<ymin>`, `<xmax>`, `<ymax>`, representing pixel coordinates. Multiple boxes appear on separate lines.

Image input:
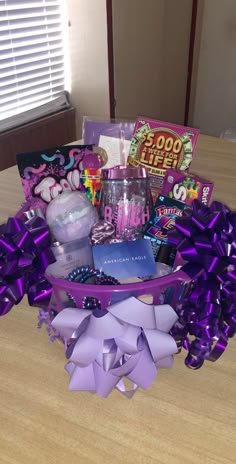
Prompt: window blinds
<box><xmin>0</xmin><ymin>0</ymin><xmax>69</xmax><ymax>132</ymax></box>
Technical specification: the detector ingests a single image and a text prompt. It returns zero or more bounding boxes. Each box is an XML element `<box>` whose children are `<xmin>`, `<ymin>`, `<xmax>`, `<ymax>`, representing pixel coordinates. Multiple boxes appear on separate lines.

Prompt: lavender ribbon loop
<box><xmin>168</xmin><ymin>199</ymin><xmax>236</xmax><ymax>368</ymax></box>
<box><xmin>0</xmin><ymin>216</ymin><xmax>55</xmax><ymax>315</ymax></box>
<box><xmin>52</xmin><ymin>297</ymin><xmax>178</xmax><ymax>398</ymax></box>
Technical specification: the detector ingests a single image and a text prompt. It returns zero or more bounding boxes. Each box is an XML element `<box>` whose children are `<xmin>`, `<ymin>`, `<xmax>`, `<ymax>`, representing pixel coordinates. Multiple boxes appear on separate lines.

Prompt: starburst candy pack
<box><xmin>161</xmin><ymin>169</ymin><xmax>214</xmax><ymax>206</ymax></box>
<box><xmin>128</xmin><ymin>116</ymin><xmax>199</xmax><ymax>201</ymax></box>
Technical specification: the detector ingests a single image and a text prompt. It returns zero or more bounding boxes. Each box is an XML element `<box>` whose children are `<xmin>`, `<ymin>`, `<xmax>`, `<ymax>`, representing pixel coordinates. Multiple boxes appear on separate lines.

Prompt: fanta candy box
<box><xmin>98</xmin><ymin>165</ymin><xmax>153</xmax><ymax>240</ymax></box>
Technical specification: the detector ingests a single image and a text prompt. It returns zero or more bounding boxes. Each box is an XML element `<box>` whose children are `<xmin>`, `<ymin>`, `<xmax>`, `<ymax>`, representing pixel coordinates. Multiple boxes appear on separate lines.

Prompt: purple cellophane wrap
<box><xmin>52</xmin><ymin>297</ymin><xmax>178</xmax><ymax>398</ymax></box>
<box><xmin>169</xmin><ymin>199</ymin><xmax>236</xmax><ymax>368</ymax></box>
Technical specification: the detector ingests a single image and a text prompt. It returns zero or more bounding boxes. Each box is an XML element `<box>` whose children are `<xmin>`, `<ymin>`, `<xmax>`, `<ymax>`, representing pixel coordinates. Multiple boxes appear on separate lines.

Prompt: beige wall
<box><xmin>190</xmin><ymin>0</ymin><xmax>236</xmax><ymax>136</ymax></box>
<box><xmin>66</xmin><ymin>0</ymin><xmax>110</xmax><ymax>138</ymax></box>
<box><xmin>112</xmin><ymin>0</ymin><xmax>192</xmax><ymax>125</ymax></box>
<box><xmin>65</xmin><ymin>0</ymin><xmax>236</xmax><ymax>139</ymax></box>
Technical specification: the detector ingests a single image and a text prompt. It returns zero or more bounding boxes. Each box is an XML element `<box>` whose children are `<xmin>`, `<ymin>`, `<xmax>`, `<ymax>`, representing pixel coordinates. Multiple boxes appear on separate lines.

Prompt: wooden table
<box><xmin>0</xmin><ymin>135</ymin><xmax>236</xmax><ymax>464</ymax></box>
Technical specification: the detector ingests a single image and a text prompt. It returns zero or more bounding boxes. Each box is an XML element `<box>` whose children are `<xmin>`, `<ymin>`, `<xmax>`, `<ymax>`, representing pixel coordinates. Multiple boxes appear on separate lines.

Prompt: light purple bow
<box><xmin>52</xmin><ymin>297</ymin><xmax>178</xmax><ymax>398</ymax></box>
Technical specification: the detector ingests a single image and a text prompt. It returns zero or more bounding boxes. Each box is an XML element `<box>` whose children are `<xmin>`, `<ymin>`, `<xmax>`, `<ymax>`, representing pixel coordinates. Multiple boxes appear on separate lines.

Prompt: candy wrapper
<box><xmin>143</xmin><ymin>194</ymin><xmax>190</xmax><ymax>259</ymax></box>
<box><xmin>16</xmin><ymin>145</ymin><xmax>104</xmax><ymax>213</ymax></box>
<box><xmin>161</xmin><ymin>169</ymin><xmax>214</xmax><ymax>206</ymax></box>
<box><xmin>128</xmin><ymin>116</ymin><xmax>199</xmax><ymax>200</ymax></box>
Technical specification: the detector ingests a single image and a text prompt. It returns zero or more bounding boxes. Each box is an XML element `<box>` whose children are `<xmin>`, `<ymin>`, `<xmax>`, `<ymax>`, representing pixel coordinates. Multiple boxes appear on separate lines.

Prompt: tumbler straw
<box><xmin>119</xmin><ymin>129</ymin><xmax>126</xmax><ymax>166</ymax></box>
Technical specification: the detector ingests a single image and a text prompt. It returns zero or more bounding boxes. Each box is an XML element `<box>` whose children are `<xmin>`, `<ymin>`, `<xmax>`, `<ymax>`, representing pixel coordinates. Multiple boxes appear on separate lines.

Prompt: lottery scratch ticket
<box><xmin>128</xmin><ymin>116</ymin><xmax>199</xmax><ymax>201</ymax></box>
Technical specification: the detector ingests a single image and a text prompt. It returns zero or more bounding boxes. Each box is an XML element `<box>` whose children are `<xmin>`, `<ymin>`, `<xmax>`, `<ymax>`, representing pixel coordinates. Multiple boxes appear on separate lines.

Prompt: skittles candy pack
<box><xmin>161</xmin><ymin>169</ymin><xmax>214</xmax><ymax>206</ymax></box>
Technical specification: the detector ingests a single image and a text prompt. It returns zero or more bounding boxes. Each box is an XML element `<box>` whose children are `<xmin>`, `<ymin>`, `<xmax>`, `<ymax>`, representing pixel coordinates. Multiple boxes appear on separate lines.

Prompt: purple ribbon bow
<box><xmin>168</xmin><ymin>199</ymin><xmax>236</xmax><ymax>369</ymax></box>
<box><xmin>0</xmin><ymin>216</ymin><xmax>55</xmax><ymax>316</ymax></box>
<box><xmin>52</xmin><ymin>297</ymin><xmax>178</xmax><ymax>398</ymax></box>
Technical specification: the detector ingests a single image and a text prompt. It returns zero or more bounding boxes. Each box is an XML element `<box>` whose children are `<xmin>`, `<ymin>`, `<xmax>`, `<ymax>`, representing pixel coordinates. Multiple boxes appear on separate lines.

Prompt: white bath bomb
<box><xmin>46</xmin><ymin>191</ymin><xmax>98</xmax><ymax>243</ymax></box>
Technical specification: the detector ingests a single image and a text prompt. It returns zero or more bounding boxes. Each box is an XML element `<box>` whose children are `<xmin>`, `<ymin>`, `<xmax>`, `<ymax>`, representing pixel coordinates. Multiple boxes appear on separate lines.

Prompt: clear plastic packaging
<box><xmin>83</xmin><ymin>116</ymin><xmax>135</xmax><ymax>168</ymax></box>
<box><xmin>47</xmin><ymin>237</ymin><xmax>94</xmax><ymax>279</ymax></box>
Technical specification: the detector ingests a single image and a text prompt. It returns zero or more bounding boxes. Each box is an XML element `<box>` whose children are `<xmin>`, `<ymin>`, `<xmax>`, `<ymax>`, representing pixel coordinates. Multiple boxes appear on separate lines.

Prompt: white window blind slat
<box><xmin>0</xmin><ymin>0</ymin><xmax>69</xmax><ymax>132</ymax></box>
<box><xmin>0</xmin><ymin>18</ymin><xmax>62</xmax><ymax>32</ymax></box>
<box><xmin>0</xmin><ymin>64</ymin><xmax>64</xmax><ymax>88</ymax></box>
<box><xmin>0</xmin><ymin>10</ymin><xmax>60</xmax><ymax>21</ymax></box>
<box><xmin>0</xmin><ymin>42</ymin><xmax>62</xmax><ymax>61</ymax></box>
<box><xmin>1</xmin><ymin>86</ymin><xmax>63</xmax><ymax>113</ymax></box>
<box><xmin>0</xmin><ymin>34</ymin><xmax>62</xmax><ymax>51</ymax></box>
<box><xmin>0</xmin><ymin>74</ymin><xmax>64</xmax><ymax>99</ymax></box>
<box><xmin>0</xmin><ymin>49</ymin><xmax>64</xmax><ymax>70</ymax></box>
<box><xmin>1</xmin><ymin>58</ymin><xmax>64</xmax><ymax>79</ymax></box>
<box><xmin>0</xmin><ymin>25</ymin><xmax>62</xmax><ymax>41</ymax></box>
<box><xmin>0</xmin><ymin>1</ymin><xmax>58</xmax><ymax>10</ymax></box>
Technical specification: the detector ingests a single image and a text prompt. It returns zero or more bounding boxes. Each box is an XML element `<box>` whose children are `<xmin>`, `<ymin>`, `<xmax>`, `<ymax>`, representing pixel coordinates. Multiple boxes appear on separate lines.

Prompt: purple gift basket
<box><xmin>1</xmin><ymin>137</ymin><xmax>236</xmax><ymax>398</ymax></box>
<box><xmin>41</xmin><ymin>197</ymin><xmax>236</xmax><ymax>377</ymax></box>
<box><xmin>1</xmin><ymin>194</ymin><xmax>236</xmax><ymax>398</ymax></box>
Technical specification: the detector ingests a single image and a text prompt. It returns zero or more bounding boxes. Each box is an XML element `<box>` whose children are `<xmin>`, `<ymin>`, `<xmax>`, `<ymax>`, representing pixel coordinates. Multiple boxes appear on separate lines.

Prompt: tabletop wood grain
<box><xmin>0</xmin><ymin>135</ymin><xmax>236</xmax><ymax>464</ymax></box>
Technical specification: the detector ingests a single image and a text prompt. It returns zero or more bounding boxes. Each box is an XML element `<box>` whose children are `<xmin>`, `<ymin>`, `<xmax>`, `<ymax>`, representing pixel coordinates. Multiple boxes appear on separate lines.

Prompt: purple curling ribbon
<box><xmin>168</xmin><ymin>199</ymin><xmax>236</xmax><ymax>369</ymax></box>
<box><xmin>0</xmin><ymin>216</ymin><xmax>55</xmax><ymax>315</ymax></box>
<box><xmin>52</xmin><ymin>297</ymin><xmax>178</xmax><ymax>398</ymax></box>
<box><xmin>37</xmin><ymin>308</ymin><xmax>61</xmax><ymax>343</ymax></box>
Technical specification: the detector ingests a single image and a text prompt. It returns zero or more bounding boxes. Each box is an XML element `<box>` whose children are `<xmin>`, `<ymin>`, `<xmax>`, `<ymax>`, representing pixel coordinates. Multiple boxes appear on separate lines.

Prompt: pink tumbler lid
<box><xmin>101</xmin><ymin>165</ymin><xmax>148</xmax><ymax>180</ymax></box>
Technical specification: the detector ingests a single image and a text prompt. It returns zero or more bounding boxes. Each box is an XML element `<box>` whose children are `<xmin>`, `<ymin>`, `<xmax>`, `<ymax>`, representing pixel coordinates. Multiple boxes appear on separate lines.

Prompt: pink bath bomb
<box><xmin>46</xmin><ymin>191</ymin><xmax>98</xmax><ymax>243</ymax></box>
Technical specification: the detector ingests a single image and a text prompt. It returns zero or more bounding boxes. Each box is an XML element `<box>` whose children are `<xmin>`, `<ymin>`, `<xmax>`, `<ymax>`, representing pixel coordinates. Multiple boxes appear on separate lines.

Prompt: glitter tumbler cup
<box><xmin>99</xmin><ymin>165</ymin><xmax>153</xmax><ymax>240</ymax></box>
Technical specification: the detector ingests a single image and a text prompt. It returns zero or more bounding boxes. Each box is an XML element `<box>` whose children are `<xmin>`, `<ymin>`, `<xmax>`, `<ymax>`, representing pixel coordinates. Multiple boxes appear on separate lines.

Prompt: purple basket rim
<box><xmin>46</xmin><ymin>269</ymin><xmax>190</xmax><ymax>293</ymax></box>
